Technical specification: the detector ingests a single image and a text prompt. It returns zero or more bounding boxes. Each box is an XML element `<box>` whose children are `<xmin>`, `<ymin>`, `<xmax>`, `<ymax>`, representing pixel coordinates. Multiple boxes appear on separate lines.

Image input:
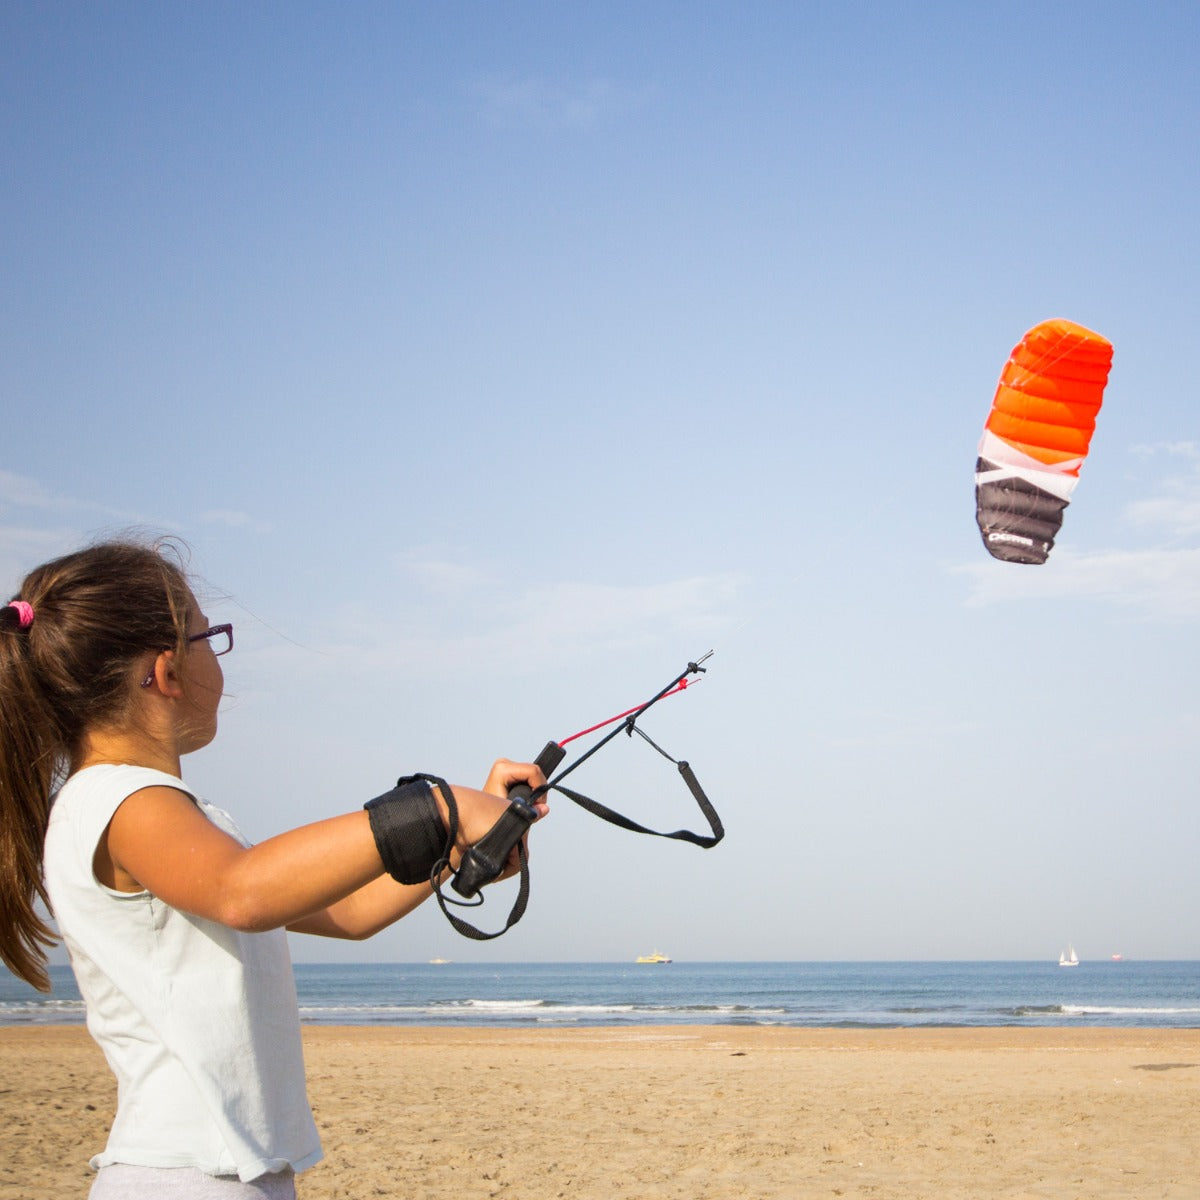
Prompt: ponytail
<box><xmin>0</xmin><ymin>538</ymin><xmax>194</xmax><ymax>990</ymax></box>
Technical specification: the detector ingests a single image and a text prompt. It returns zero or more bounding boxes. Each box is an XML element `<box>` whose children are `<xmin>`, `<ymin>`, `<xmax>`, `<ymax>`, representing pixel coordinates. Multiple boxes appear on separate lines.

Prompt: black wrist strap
<box><xmin>364</xmin><ymin>774</ymin><xmax>456</xmax><ymax>886</ymax></box>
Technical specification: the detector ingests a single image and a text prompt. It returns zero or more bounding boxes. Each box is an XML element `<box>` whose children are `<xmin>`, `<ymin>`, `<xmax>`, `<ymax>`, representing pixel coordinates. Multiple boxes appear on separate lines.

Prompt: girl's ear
<box><xmin>144</xmin><ymin>651</ymin><xmax>184</xmax><ymax>698</ymax></box>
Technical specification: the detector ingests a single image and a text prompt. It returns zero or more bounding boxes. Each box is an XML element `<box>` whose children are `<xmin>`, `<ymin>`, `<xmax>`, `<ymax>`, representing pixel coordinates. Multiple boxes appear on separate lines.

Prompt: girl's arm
<box><xmin>287</xmin><ymin>757</ymin><xmax>548</xmax><ymax>938</ymax></box>
<box><xmin>285</xmin><ymin>873</ymin><xmax>440</xmax><ymax>939</ymax></box>
<box><xmin>100</xmin><ymin>762</ymin><xmax>546</xmax><ymax>935</ymax></box>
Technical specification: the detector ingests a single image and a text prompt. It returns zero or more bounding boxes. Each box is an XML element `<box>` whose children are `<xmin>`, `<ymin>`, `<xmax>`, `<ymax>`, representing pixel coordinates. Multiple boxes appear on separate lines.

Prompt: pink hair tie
<box><xmin>7</xmin><ymin>600</ymin><xmax>34</xmax><ymax>628</ymax></box>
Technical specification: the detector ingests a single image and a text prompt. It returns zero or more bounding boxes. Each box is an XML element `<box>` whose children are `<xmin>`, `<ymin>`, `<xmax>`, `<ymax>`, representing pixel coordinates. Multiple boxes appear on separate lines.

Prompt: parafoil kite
<box><xmin>975</xmin><ymin>319</ymin><xmax>1113</xmax><ymax>564</ymax></box>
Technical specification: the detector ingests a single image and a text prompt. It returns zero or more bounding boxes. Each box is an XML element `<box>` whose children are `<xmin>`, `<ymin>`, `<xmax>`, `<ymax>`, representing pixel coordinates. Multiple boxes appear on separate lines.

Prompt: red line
<box><xmin>557</xmin><ymin>679</ymin><xmax>694</xmax><ymax>747</ymax></box>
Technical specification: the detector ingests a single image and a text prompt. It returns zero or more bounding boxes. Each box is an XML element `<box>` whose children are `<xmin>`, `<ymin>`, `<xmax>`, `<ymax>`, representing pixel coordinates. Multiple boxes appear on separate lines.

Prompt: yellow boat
<box><xmin>635</xmin><ymin>951</ymin><xmax>672</xmax><ymax>964</ymax></box>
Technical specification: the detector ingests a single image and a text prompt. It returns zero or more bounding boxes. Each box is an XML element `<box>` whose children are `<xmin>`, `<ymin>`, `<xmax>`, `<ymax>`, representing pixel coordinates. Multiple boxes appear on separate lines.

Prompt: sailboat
<box><xmin>1058</xmin><ymin>944</ymin><xmax>1080</xmax><ymax>967</ymax></box>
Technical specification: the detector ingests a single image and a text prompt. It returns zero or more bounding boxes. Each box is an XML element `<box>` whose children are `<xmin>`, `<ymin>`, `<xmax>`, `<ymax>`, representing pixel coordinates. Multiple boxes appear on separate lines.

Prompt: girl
<box><xmin>0</xmin><ymin>538</ymin><xmax>547</xmax><ymax>1198</ymax></box>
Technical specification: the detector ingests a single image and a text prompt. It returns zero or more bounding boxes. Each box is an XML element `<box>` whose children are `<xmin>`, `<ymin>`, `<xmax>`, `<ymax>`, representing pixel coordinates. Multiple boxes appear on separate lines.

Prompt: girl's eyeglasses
<box><xmin>188</xmin><ymin>624</ymin><xmax>234</xmax><ymax>656</ymax></box>
<box><xmin>141</xmin><ymin>623</ymin><xmax>234</xmax><ymax>687</ymax></box>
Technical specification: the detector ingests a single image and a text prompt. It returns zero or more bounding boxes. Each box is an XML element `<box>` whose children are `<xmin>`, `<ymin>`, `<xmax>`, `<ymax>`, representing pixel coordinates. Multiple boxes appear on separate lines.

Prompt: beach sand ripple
<box><xmin>2</xmin><ymin>1026</ymin><xmax>1198</xmax><ymax>1199</ymax></box>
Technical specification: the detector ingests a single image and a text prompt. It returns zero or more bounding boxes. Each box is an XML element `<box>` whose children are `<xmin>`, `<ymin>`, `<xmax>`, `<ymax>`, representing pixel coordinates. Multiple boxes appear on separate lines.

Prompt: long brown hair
<box><xmin>0</xmin><ymin>538</ymin><xmax>194</xmax><ymax>990</ymax></box>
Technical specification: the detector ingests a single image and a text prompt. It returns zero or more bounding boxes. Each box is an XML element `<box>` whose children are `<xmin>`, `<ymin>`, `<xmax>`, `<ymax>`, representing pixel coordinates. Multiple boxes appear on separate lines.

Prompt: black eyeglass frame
<box><xmin>187</xmin><ymin>623</ymin><xmax>234</xmax><ymax>656</ymax></box>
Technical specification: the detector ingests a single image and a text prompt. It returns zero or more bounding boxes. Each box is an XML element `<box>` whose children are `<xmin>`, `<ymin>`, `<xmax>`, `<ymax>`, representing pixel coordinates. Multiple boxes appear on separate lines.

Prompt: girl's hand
<box><xmin>436</xmin><ymin>760</ymin><xmax>549</xmax><ymax>884</ymax></box>
<box><xmin>480</xmin><ymin>758</ymin><xmax>550</xmax><ymax>818</ymax></box>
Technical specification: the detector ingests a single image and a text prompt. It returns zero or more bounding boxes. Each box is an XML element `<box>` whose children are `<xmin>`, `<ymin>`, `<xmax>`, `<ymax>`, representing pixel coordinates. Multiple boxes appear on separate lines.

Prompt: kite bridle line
<box><xmin>432</xmin><ymin>651</ymin><xmax>724</xmax><ymax>940</ymax></box>
<box><xmin>539</xmin><ymin>650</ymin><xmax>713</xmax><ymax>796</ymax></box>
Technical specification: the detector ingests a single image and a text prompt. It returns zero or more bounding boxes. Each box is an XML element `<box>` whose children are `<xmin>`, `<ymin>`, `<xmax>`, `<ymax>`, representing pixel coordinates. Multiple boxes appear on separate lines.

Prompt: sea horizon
<box><xmin>4</xmin><ymin>959</ymin><xmax>1199</xmax><ymax>1031</ymax></box>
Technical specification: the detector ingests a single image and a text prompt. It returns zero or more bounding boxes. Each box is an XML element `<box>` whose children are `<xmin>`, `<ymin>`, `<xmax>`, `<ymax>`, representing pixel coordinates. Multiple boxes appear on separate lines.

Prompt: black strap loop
<box><xmin>433</xmin><ymin>839</ymin><xmax>532</xmax><ymax>941</ymax></box>
<box><xmin>551</xmin><ymin>759</ymin><xmax>723</xmax><ymax>848</ymax></box>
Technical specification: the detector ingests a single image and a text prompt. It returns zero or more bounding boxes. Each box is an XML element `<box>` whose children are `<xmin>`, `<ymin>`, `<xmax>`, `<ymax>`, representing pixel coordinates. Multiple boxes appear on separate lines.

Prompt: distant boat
<box><xmin>1111</xmin><ymin>953</ymin><xmax>1124</xmax><ymax>962</ymax></box>
<box><xmin>1059</xmin><ymin>944</ymin><xmax>1080</xmax><ymax>967</ymax></box>
<box><xmin>429</xmin><ymin>958</ymin><xmax>452</xmax><ymax>965</ymax></box>
<box><xmin>635</xmin><ymin>951</ymin><xmax>672</xmax><ymax>964</ymax></box>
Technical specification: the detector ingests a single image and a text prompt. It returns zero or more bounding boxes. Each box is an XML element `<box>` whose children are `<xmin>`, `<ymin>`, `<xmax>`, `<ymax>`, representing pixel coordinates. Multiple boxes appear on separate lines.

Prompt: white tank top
<box><xmin>43</xmin><ymin>765</ymin><xmax>323</xmax><ymax>1182</ymax></box>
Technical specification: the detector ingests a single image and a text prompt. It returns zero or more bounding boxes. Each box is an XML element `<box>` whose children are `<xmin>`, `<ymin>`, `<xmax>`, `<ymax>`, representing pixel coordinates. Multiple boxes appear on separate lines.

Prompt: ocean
<box><xmin>3</xmin><ymin>960</ymin><xmax>1199</xmax><ymax>1029</ymax></box>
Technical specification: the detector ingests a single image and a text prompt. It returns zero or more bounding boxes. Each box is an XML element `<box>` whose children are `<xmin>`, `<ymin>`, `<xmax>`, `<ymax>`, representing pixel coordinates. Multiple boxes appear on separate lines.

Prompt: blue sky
<box><xmin>3</xmin><ymin>2</ymin><xmax>1198</xmax><ymax>964</ymax></box>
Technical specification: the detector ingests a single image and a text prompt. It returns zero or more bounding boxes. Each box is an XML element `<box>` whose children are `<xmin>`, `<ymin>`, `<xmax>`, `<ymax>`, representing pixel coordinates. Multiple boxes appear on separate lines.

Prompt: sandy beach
<box><xmin>2</xmin><ymin>1024</ymin><xmax>1198</xmax><ymax>1199</ymax></box>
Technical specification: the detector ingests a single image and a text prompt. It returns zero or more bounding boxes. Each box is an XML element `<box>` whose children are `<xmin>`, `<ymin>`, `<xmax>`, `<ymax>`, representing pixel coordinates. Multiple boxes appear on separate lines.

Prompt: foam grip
<box><xmin>450</xmin><ymin>742</ymin><xmax>565</xmax><ymax>898</ymax></box>
<box><xmin>506</xmin><ymin>741</ymin><xmax>567</xmax><ymax>804</ymax></box>
<box><xmin>451</xmin><ymin>802</ymin><xmax>537</xmax><ymax>898</ymax></box>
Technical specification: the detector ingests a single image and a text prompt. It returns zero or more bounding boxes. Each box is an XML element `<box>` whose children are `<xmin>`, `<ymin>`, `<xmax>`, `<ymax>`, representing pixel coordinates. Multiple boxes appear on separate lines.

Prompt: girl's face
<box><xmin>177</xmin><ymin>597</ymin><xmax>225</xmax><ymax>753</ymax></box>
